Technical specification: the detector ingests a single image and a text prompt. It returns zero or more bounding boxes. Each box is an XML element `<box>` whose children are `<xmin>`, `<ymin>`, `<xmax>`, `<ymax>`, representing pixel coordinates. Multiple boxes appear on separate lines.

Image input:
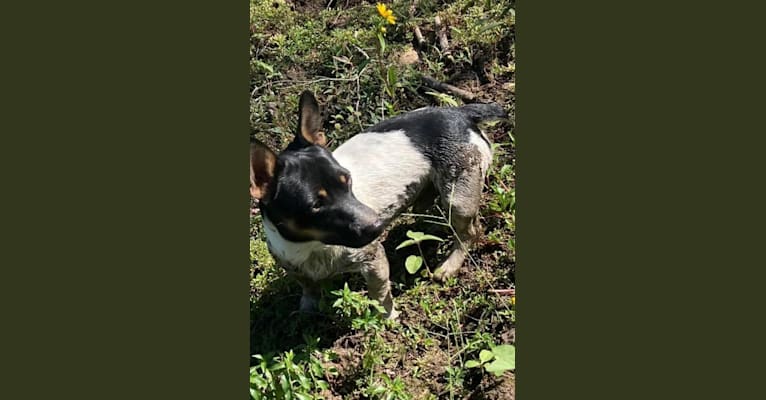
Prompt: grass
<box><xmin>250</xmin><ymin>0</ymin><xmax>515</xmax><ymax>398</ymax></box>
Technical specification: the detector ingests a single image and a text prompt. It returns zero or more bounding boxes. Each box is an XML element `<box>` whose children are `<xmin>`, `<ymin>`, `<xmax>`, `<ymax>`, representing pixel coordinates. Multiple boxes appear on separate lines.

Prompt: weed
<box><xmin>250</xmin><ymin>343</ymin><xmax>338</xmax><ymax>400</ymax></box>
<box><xmin>330</xmin><ymin>282</ymin><xmax>388</xmax><ymax>331</ymax></box>
<box><xmin>365</xmin><ymin>375</ymin><xmax>411</xmax><ymax>400</ymax></box>
<box><xmin>465</xmin><ymin>343</ymin><xmax>516</xmax><ymax>376</ymax></box>
<box><xmin>395</xmin><ymin>230</ymin><xmax>445</xmax><ymax>275</ymax></box>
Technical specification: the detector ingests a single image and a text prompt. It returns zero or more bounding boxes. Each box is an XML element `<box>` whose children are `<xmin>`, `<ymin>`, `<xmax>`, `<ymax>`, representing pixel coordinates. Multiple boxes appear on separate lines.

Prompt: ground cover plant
<box><xmin>250</xmin><ymin>1</ymin><xmax>515</xmax><ymax>398</ymax></box>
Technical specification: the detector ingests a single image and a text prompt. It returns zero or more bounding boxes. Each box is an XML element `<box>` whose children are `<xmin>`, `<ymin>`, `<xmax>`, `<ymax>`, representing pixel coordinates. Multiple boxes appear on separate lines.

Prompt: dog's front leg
<box><xmin>361</xmin><ymin>243</ymin><xmax>398</xmax><ymax>320</ymax></box>
<box><xmin>294</xmin><ymin>276</ymin><xmax>321</xmax><ymax>312</ymax></box>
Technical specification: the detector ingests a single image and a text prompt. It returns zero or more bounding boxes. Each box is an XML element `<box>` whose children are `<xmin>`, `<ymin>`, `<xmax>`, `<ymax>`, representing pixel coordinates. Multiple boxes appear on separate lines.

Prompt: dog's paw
<box><xmin>432</xmin><ymin>251</ymin><xmax>466</xmax><ymax>282</ymax></box>
<box><xmin>432</xmin><ymin>267</ymin><xmax>448</xmax><ymax>283</ymax></box>
<box><xmin>384</xmin><ymin>308</ymin><xmax>400</xmax><ymax>321</ymax></box>
<box><xmin>432</xmin><ymin>263</ymin><xmax>460</xmax><ymax>283</ymax></box>
<box><xmin>299</xmin><ymin>295</ymin><xmax>320</xmax><ymax>312</ymax></box>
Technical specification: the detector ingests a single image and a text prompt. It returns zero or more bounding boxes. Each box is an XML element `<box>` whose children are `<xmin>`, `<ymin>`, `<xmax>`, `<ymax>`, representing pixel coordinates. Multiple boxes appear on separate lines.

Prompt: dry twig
<box><xmin>434</xmin><ymin>15</ymin><xmax>451</xmax><ymax>54</ymax></box>
<box><xmin>421</xmin><ymin>74</ymin><xmax>476</xmax><ymax>101</ymax></box>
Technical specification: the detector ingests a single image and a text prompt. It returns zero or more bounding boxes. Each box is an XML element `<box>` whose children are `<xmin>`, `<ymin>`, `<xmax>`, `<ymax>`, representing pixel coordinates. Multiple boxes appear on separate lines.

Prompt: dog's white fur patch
<box><xmin>468</xmin><ymin>128</ymin><xmax>493</xmax><ymax>175</ymax></box>
<box><xmin>262</xmin><ymin>215</ymin><xmax>367</xmax><ymax>281</ymax></box>
<box><xmin>262</xmin><ymin>216</ymin><xmax>322</xmax><ymax>266</ymax></box>
<box><xmin>333</xmin><ymin>130</ymin><xmax>431</xmax><ymax>216</ymax></box>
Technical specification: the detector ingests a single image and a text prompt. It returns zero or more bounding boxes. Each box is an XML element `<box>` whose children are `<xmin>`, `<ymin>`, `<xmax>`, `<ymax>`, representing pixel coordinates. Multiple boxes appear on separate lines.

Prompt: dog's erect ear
<box><xmin>250</xmin><ymin>139</ymin><xmax>277</xmax><ymax>200</ymax></box>
<box><xmin>296</xmin><ymin>91</ymin><xmax>327</xmax><ymax>147</ymax></box>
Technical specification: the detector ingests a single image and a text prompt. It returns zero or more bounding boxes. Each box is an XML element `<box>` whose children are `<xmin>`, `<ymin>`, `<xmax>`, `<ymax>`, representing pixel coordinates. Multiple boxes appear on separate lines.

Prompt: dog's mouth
<box><xmin>335</xmin><ymin>235</ymin><xmax>378</xmax><ymax>248</ymax></box>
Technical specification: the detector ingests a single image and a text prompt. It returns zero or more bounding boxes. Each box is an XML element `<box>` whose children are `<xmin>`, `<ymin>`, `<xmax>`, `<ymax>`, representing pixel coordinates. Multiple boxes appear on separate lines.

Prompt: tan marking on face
<box><xmin>339</xmin><ymin>175</ymin><xmax>347</xmax><ymax>184</ymax></box>
<box><xmin>317</xmin><ymin>188</ymin><xmax>328</xmax><ymax>198</ymax></box>
<box><xmin>286</xmin><ymin>219</ymin><xmax>326</xmax><ymax>241</ymax></box>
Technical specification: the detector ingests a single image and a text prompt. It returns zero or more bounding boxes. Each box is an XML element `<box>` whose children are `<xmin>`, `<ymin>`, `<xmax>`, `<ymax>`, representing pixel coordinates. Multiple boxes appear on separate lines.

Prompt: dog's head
<box><xmin>250</xmin><ymin>91</ymin><xmax>383</xmax><ymax>248</ymax></box>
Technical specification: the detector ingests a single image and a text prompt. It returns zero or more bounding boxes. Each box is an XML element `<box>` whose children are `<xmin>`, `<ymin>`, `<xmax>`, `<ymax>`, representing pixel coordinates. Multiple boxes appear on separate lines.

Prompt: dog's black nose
<box><xmin>369</xmin><ymin>219</ymin><xmax>385</xmax><ymax>236</ymax></box>
<box><xmin>351</xmin><ymin>220</ymin><xmax>383</xmax><ymax>236</ymax></box>
<box><xmin>348</xmin><ymin>219</ymin><xmax>385</xmax><ymax>247</ymax></box>
<box><xmin>360</xmin><ymin>219</ymin><xmax>384</xmax><ymax>240</ymax></box>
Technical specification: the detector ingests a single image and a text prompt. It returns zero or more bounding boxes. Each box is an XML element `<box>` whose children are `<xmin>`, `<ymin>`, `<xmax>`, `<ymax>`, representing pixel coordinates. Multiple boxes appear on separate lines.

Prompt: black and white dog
<box><xmin>250</xmin><ymin>91</ymin><xmax>506</xmax><ymax>318</ymax></box>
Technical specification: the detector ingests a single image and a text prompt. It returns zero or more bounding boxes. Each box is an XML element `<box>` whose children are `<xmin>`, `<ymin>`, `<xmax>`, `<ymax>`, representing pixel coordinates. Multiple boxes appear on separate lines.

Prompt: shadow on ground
<box><xmin>249</xmin><ymin>214</ymin><xmax>449</xmax><ymax>362</ymax></box>
<box><xmin>249</xmin><ymin>273</ymin><xmax>352</xmax><ymax>361</ymax></box>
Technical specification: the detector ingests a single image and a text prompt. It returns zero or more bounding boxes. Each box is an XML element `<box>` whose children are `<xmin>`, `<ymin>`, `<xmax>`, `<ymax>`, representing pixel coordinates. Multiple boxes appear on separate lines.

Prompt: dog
<box><xmin>250</xmin><ymin>91</ymin><xmax>506</xmax><ymax>319</ymax></box>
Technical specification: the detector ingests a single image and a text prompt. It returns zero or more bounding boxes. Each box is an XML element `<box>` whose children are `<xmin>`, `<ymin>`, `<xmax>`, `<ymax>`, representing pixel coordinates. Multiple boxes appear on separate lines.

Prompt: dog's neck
<box><xmin>261</xmin><ymin>214</ymin><xmax>324</xmax><ymax>266</ymax></box>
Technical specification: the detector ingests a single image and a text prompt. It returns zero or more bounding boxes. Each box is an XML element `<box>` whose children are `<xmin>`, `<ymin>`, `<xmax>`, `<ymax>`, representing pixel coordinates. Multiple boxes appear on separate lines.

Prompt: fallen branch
<box><xmin>489</xmin><ymin>288</ymin><xmax>515</xmax><ymax>296</ymax></box>
<box><xmin>434</xmin><ymin>15</ymin><xmax>451</xmax><ymax>54</ymax></box>
<box><xmin>421</xmin><ymin>74</ymin><xmax>476</xmax><ymax>101</ymax></box>
<box><xmin>409</xmin><ymin>0</ymin><xmax>426</xmax><ymax>48</ymax></box>
<box><xmin>413</xmin><ymin>26</ymin><xmax>426</xmax><ymax>48</ymax></box>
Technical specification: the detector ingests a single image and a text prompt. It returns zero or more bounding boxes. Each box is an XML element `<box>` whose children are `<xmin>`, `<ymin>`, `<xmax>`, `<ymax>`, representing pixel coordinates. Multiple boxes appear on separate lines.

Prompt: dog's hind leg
<box><xmin>361</xmin><ymin>243</ymin><xmax>399</xmax><ymax>320</ymax></box>
<box><xmin>432</xmin><ymin>151</ymin><xmax>487</xmax><ymax>282</ymax></box>
<box><xmin>432</xmin><ymin>212</ymin><xmax>481</xmax><ymax>282</ymax></box>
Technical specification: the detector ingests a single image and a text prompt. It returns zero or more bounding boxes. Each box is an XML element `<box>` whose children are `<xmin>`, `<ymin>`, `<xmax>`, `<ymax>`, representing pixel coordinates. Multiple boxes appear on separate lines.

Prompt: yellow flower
<box><xmin>511</xmin><ymin>296</ymin><xmax>516</xmax><ymax>306</ymax></box>
<box><xmin>376</xmin><ymin>3</ymin><xmax>391</xmax><ymax>18</ymax></box>
<box><xmin>376</xmin><ymin>3</ymin><xmax>396</xmax><ymax>25</ymax></box>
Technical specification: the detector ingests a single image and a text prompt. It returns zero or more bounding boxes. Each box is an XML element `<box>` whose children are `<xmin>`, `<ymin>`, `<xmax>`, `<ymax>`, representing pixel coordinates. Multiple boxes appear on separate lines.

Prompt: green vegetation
<box><xmin>251</xmin><ymin>0</ymin><xmax>515</xmax><ymax>398</ymax></box>
<box><xmin>396</xmin><ymin>230</ymin><xmax>444</xmax><ymax>276</ymax></box>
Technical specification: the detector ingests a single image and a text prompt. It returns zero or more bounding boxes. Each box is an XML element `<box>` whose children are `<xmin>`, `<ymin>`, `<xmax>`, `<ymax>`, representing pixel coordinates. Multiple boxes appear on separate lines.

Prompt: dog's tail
<box><xmin>458</xmin><ymin>103</ymin><xmax>508</xmax><ymax>123</ymax></box>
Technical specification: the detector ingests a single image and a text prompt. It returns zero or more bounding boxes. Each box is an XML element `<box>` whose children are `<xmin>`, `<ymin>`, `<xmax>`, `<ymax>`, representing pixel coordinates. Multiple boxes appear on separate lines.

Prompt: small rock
<box><xmin>398</xmin><ymin>47</ymin><xmax>419</xmax><ymax>65</ymax></box>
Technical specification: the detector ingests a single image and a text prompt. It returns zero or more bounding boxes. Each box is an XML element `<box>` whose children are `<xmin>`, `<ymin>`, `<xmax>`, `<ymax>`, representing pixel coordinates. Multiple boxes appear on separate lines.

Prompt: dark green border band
<box><xmin>3</xmin><ymin>0</ymin><xmax>764</xmax><ymax>398</ymax></box>
<box><xmin>3</xmin><ymin>1</ymin><xmax>250</xmax><ymax>399</ymax></box>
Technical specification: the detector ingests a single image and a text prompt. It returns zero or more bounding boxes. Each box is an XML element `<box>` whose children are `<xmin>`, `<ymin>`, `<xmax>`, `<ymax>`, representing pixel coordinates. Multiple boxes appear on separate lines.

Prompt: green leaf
<box><xmin>377</xmin><ymin>33</ymin><xmax>386</xmax><ymax>53</ymax></box>
<box><xmin>465</xmin><ymin>359</ymin><xmax>482</xmax><ymax>368</ymax></box>
<box><xmin>405</xmin><ymin>255</ymin><xmax>423</xmax><ymax>274</ymax></box>
<box><xmin>491</xmin><ymin>344</ymin><xmax>515</xmax><ymax>361</ymax></box>
<box><xmin>387</xmin><ymin>66</ymin><xmax>398</xmax><ymax>96</ymax></box>
<box><xmin>425</xmin><ymin>91</ymin><xmax>459</xmax><ymax>107</ymax></box>
<box><xmin>405</xmin><ymin>230</ymin><xmax>424</xmax><ymax>240</ymax></box>
<box><xmin>279</xmin><ymin>375</ymin><xmax>291</xmax><ymax>396</ymax></box>
<box><xmin>405</xmin><ymin>230</ymin><xmax>444</xmax><ymax>242</ymax></box>
<box><xmin>395</xmin><ymin>239</ymin><xmax>417</xmax><ymax>250</ymax></box>
<box><xmin>371</xmin><ymin>385</ymin><xmax>387</xmax><ymax>395</ymax></box>
<box><xmin>478</xmin><ymin>21</ymin><xmax>503</xmax><ymax>34</ymax></box>
<box><xmin>253</xmin><ymin>60</ymin><xmax>275</xmax><ymax>74</ymax></box>
<box><xmin>479</xmin><ymin>349</ymin><xmax>495</xmax><ymax>363</ymax></box>
<box><xmin>484</xmin><ymin>362</ymin><xmax>510</xmax><ymax>376</ymax></box>
<box><xmin>484</xmin><ymin>344</ymin><xmax>515</xmax><ymax>376</ymax></box>
<box><xmin>419</xmin><ymin>234</ymin><xmax>444</xmax><ymax>242</ymax></box>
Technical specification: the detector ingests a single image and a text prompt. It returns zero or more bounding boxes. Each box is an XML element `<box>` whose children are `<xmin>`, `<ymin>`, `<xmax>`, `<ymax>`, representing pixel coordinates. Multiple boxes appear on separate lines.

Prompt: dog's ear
<box><xmin>295</xmin><ymin>91</ymin><xmax>327</xmax><ymax>147</ymax></box>
<box><xmin>250</xmin><ymin>139</ymin><xmax>277</xmax><ymax>200</ymax></box>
